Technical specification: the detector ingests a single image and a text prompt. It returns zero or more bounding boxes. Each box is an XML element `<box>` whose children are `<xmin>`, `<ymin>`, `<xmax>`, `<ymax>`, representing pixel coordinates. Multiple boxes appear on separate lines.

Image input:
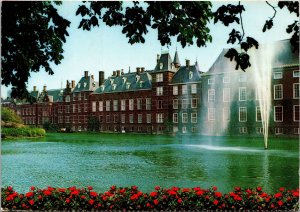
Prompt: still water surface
<box><xmin>2</xmin><ymin>133</ymin><xmax>298</xmax><ymax>193</ymax></box>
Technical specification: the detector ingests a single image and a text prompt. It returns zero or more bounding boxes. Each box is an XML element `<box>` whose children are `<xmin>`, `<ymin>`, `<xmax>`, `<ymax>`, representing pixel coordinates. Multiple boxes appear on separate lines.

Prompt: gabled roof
<box><xmin>93</xmin><ymin>72</ymin><xmax>152</xmax><ymax>94</ymax></box>
<box><xmin>73</xmin><ymin>76</ymin><xmax>98</xmax><ymax>92</ymax></box>
<box><xmin>205</xmin><ymin>39</ymin><xmax>299</xmax><ymax>75</ymax></box>
<box><xmin>153</xmin><ymin>52</ymin><xmax>177</xmax><ymax>73</ymax></box>
<box><xmin>171</xmin><ymin>63</ymin><xmax>202</xmax><ymax>84</ymax></box>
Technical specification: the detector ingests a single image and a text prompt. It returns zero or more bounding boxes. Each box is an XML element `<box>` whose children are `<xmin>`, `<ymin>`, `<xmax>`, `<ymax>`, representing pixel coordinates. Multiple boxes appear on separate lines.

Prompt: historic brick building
<box><xmin>5</xmin><ymin>39</ymin><xmax>299</xmax><ymax>136</ymax></box>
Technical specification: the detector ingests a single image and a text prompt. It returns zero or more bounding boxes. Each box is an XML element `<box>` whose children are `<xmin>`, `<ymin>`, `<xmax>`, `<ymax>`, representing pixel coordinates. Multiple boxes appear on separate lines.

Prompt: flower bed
<box><xmin>1</xmin><ymin>186</ymin><xmax>299</xmax><ymax>210</ymax></box>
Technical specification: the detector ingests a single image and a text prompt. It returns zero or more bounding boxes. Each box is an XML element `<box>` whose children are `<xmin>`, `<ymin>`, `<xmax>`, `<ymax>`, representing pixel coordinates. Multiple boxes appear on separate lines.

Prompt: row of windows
<box><xmin>92</xmin><ymin>99</ymin><xmax>152</xmax><ymax>112</ymax></box>
<box><xmin>207</xmin><ymin>83</ymin><xmax>300</xmax><ymax>102</ymax></box>
<box><xmin>172</xmin><ymin>99</ymin><xmax>198</xmax><ymax>109</ymax></box>
<box><xmin>239</xmin><ymin>127</ymin><xmax>300</xmax><ymax>135</ymax></box>
<box><xmin>22</xmin><ymin>108</ymin><xmax>36</xmax><ymax>115</ymax></box>
<box><xmin>71</xmin><ymin>92</ymin><xmax>89</xmax><ymax>101</ymax></box>
<box><xmin>172</xmin><ymin>84</ymin><xmax>198</xmax><ymax>95</ymax></box>
<box><xmin>173</xmin><ymin>126</ymin><xmax>198</xmax><ymax>133</ymax></box>
<box><xmin>207</xmin><ymin>105</ymin><xmax>300</xmax><ymax>122</ymax></box>
<box><xmin>274</xmin><ymin>70</ymin><xmax>299</xmax><ymax>79</ymax></box>
<box><xmin>172</xmin><ymin>113</ymin><xmax>198</xmax><ymax>123</ymax></box>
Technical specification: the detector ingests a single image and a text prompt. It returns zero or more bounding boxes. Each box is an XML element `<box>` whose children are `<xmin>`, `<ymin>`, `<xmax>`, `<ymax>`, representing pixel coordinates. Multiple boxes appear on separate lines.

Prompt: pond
<box><xmin>2</xmin><ymin>133</ymin><xmax>298</xmax><ymax>193</ymax></box>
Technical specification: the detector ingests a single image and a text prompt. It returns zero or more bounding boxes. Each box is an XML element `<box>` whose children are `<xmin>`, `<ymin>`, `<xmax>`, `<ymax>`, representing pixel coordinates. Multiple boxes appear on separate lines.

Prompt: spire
<box><xmin>173</xmin><ymin>48</ymin><xmax>180</xmax><ymax>68</ymax></box>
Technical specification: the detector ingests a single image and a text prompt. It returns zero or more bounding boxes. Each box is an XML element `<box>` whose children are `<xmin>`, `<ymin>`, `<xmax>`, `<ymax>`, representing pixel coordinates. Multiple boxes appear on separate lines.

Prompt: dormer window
<box><xmin>84</xmin><ymin>82</ymin><xmax>87</xmax><ymax>88</ymax></box>
<box><xmin>126</xmin><ymin>82</ymin><xmax>131</xmax><ymax>89</ymax></box>
<box><xmin>136</xmin><ymin>75</ymin><xmax>140</xmax><ymax>82</ymax></box>
<box><xmin>92</xmin><ymin>82</ymin><xmax>96</xmax><ymax>87</ymax></box>
<box><xmin>78</xmin><ymin>83</ymin><xmax>81</xmax><ymax>88</ymax></box>
<box><xmin>122</xmin><ymin>77</ymin><xmax>127</xmax><ymax>84</ymax></box>
<box><xmin>160</xmin><ymin>62</ymin><xmax>163</xmax><ymax>70</ymax></box>
<box><xmin>189</xmin><ymin>71</ymin><xmax>193</xmax><ymax>79</ymax></box>
<box><xmin>112</xmin><ymin>84</ymin><xmax>117</xmax><ymax>91</ymax></box>
<box><xmin>110</xmin><ymin>79</ymin><xmax>114</xmax><ymax>85</ymax></box>
<box><xmin>139</xmin><ymin>81</ymin><xmax>144</xmax><ymax>88</ymax></box>
<box><xmin>100</xmin><ymin>85</ymin><xmax>105</xmax><ymax>91</ymax></box>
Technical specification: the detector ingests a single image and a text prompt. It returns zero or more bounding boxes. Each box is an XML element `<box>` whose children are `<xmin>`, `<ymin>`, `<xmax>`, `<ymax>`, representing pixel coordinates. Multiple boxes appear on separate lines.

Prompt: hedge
<box><xmin>1</xmin><ymin>127</ymin><xmax>46</xmax><ymax>138</ymax></box>
<box><xmin>1</xmin><ymin>186</ymin><xmax>299</xmax><ymax>210</ymax></box>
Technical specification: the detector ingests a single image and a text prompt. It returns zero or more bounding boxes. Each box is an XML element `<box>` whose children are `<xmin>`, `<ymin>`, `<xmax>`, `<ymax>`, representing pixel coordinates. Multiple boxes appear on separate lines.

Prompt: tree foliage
<box><xmin>1</xmin><ymin>107</ymin><xmax>23</xmax><ymax>124</ymax></box>
<box><xmin>1</xmin><ymin>1</ymin><xmax>70</xmax><ymax>99</ymax></box>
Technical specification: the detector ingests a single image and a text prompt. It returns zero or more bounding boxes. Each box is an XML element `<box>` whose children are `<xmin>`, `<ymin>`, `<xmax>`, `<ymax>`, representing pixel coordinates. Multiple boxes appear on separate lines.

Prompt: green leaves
<box><xmin>262</xmin><ymin>19</ymin><xmax>273</xmax><ymax>32</ymax></box>
<box><xmin>213</xmin><ymin>4</ymin><xmax>245</xmax><ymax>26</ymax></box>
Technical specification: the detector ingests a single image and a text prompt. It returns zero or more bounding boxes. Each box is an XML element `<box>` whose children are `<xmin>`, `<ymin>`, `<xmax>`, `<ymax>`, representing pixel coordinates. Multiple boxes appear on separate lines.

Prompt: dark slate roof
<box><xmin>173</xmin><ymin>50</ymin><xmax>180</xmax><ymax>65</ymax></box>
<box><xmin>47</xmin><ymin>89</ymin><xmax>64</xmax><ymax>102</ymax></box>
<box><xmin>171</xmin><ymin>63</ymin><xmax>202</xmax><ymax>84</ymax></box>
<box><xmin>73</xmin><ymin>76</ymin><xmax>98</xmax><ymax>92</ymax></box>
<box><xmin>205</xmin><ymin>39</ymin><xmax>299</xmax><ymax>75</ymax></box>
<box><xmin>153</xmin><ymin>52</ymin><xmax>177</xmax><ymax>73</ymax></box>
<box><xmin>30</xmin><ymin>91</ymin><xmax>39</xmax><ymax>100</ymax></box>
<box><xmin>93</xmin><ymin>72</ymin><xmax>152</xmax><ymax>94</ymax></box>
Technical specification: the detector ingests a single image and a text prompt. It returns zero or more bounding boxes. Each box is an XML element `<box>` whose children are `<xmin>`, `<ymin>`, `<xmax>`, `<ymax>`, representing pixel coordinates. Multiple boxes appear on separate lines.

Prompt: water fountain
<box><xmin>249</xmin><ymin>44</ymin><xmax>274</xmax><ymax>149</ymax></box>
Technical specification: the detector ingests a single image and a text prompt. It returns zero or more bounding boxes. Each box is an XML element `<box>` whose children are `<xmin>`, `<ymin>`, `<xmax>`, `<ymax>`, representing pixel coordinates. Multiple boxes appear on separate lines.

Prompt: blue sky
<box><xmin>2</xmin><ymin>1</ymin><xmax>297</xmax><ymax>98</ymax></box>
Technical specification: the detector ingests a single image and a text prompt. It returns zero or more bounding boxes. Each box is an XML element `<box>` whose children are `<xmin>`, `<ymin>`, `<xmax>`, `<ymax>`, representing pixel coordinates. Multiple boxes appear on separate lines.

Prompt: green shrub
<box><xmin>1</xmin><ymin>127</ymin><xmax>45</xmax><ymax>138</ymax></box>
<box><xmin>1</xmin><ymin>107</ymin><xmax>23</xmax><ymax>124</ymax></box>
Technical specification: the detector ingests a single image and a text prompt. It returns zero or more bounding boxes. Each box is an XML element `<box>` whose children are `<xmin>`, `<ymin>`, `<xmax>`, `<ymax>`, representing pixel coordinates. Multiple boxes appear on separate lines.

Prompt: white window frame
<box><xmin>293</xmin><ymin>70</ymin><xmax>300</xmax><ymax>78</ymax></box>
<box><xmin>208</xmin><ymin>89</ymin><xmax>215</xmax><ymax>102</ymax></box>
<box><xmin>129</xmin><ymin>114</ymin><xmax>134</xmax><ymax>123</ymax></box>
<box><xmin>137</xmin><ymin>99</ymin><xmax>142</xmax><ymax>110</ymax></box>
<box><xmin>274</xmin><ymin>106</ymin><xmax>283</xmax><ymax>122</ymax></box>
<box><xmin>99</xmin><ymin>101</ymin><xmax>103</xmax><ymax>111</ymax></box>
<box><xmin>191</xmin><ymin>84</ymin><xmax>197</xmax><ymax>94</ymax></box>
<box><xmin>105</xmin><ymin>100</ymin><xmax>110</xmax><ymax>111</ymax></box>
<box><xmin>273</xmin><ymin>71</ymin><xmax>282</xmax><ymax>79</ymax></box>
<box><xmin>138</xmin><ymin>114</ymin><xmax>142</xmax><ymax>123</ymax></box>
<box><xmin>121</xmin><ymin>114</ymin><xmax>125</xmax><ymax>123</ymax></box>
<box><xmin>182</xmin><ymin>85</ymin><xmax>188</xmax><ymax>95</ymax></box>
<box><xmin>182</xmin><ymin>113</ymin><xmax>188</xmax><ymax>123</ymax></box>
<box><xmin>223</xmin><ymin>88</ymin><xmax>230</xmax><ymax>102</ymax></box>
<box><xmin>191</xmin><ymin>113</ymin><xmax>197</xmax><ymax>123</ymax></box>
<box><xmin>239</xmin><ymin>127</ymin><xmax>247</xmax><ymax>133</ymax></box>
<box><xmin>294</xmin><ymin>128</ymin><xmax>300</xmax><ymax>134</ymax></box>
<box><xmin>157</xmin><ymin>100</ymin><xmax>163</xmax><ymax>109</ymax></box>
<box><xmin>239</xmin><ymin>107</ymin><xmax>247</xmax><ymax>122</ymax></box>
<box><xmin>275</xmin><ymin>128</ymin><xmax>283</xmax><ymax>134</ymax></box>
<box><xmin>147</xmin><ymin>114</ymin><xmax>151</xmax><ymax>123</ymax></box>
<box><xmin>173</xmin><ymin>86</ymin><xmax>178</xmax><ymax>95</ymax></box>
<box><xmin>156</xmin><ymin>113</ymin><xmax>164</xmax><ymax>123</ymax></box>
<box><xmin>223</xmin><ymin>107</ymin><xmax>230</xmax><ymax>121</ymax></box>
<box><xmin>173</xmin><ymin>113</ymin><xmax>178</xmax><ymax>123</ymax></box>
<box><xmin>156</xmin><ymin>86</ymin><xmax>163</xmax><ymax>96</ymax></box>
<box><xmin>113</xmin><ymin>100</ymin><xmax>118</xmax><ymax>111</ymax></box>
<box><xmin>208</xmin><ymin>78</ymin><xmax>215</xmax><ymax>84</ymax></box>
<box><xmin>92</xmin><ymin>101</ymin><xmax>96</xmax><ymax>112</ymax></box>
<box><xmin>182</xmin><ymin>99</ymin><xmax>188</xmax><ymax>109</ymax></box>
<box><xmin>173</xmin><ymin>99</ymin><xmax>178</xmax><ymax>109</ymax></box>
<box><xmin>208</xmin><ymin>108</ymin><xmax>215</xmax><ymax>121</ymax></box>
<box><xmin>191</xmin><ymin>98</ymin><xmax>197</xmax><ymax>108</ymax></box>
<box><xmin>239</xmin><ymin>87</ymin><xmax>247</xmax><ymax>101</ymax></box>
<box><xmin>274</xmin><ymin>84</ymin><xmax>283</xmax><ymax>100</ymax></box>
<box><xmin>293</xmin><ymin>105</ymin><xmax>299</xmax><ymax>122</ymax></box>
<box><xmin>146</xmin><ymin>98</ymin><xmax>151</xmax><ymax>110</ymax></box>
<box><xmin>223</xmin><ymin>76</ymin><xmax>230</xmax><ymax>83</ymax></box>
<box><xmin>256</xmin><ymin>127</ymin><xmax>263</xmax><ymax>134</ymax></box>
<box><xmin>293</xmin><ymin>83</ymin><xmax>299</xmax><ymax>99</ymax></box>
<box><xmin>129</xmin><ymin>99</ymin><xmax>134</xmax><ymax>110</ymax></box>
<box><xmin>121</xmin><ymin>99</ymin><xmax>126</xmax><ymax>111</ymax></box>
<box><xmin>156</xmin><ymin>73</ymin><xmax>163</xmax><ymax>82</ymax></box>
<box><xmin>182</xmin><ymin>126</ymin><xmax>187</xmax><ymax>133</ymax></box>
<box><xmin>256</xmin><ymin>106</ymin><xmax>262</xmax><ymax>122</ymax></box>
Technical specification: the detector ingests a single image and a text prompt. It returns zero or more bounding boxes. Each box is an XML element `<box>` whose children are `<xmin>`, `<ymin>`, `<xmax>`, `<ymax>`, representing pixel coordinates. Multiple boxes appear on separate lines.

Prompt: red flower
<box><xmin>29</xmin><ymin>199</ymin><xmax>34</xmax><ymax>205</ymax></box>
<box><xmin>58</xmin><ymin>188</ymin><xmax>66</xmax><ymax>193</ymax></box>
<box><xmin>89</xmin><ymin>199</ymin><xmax>94</xmax><ymax>205</ymax></box>
<box><xmin>279</xmin><ymin>187</ymin><xmax>285</xmax><ymax>192</ymax></box>
<box><xmin>178</xmin><ymin>198</ymin><xmax>183</xmax><ymax>204</ymax></box>
<box><xmin>7</xmin><ymin>186</ymin><xmax>13</xmax><ymax>191</ymax></box>
<box><xmin>30</xmin><ymin>186</ymin><xmax>35</xmax><ymax>191</ymax></box>
<box><xmin>43</xmin><ymin>190</ymin><xmax>52</xmax><ymax>196</ymax></box>
<box><xmin>47</xmin><ymin>187</ymin><xmax>55</xmax><ymax>191</ymax></box>
<box><xmin>234</xmin><ymin>195</ymin><xmax>242</xmax><ymax>201</ymax></box>
<box><xmin>6</xmin><ymin>195</ymin><xmax>14</xmax><ymax>201</ymax></box>
<box><xmin>246</xmin><ymin>189</ymin><xmax>252</xmax><ymax>195</ymax></box>
<box><xmin>38</xmin><ymin>195</ymin><xmax>42</xmax><ymax>200</ymax></box>
<box><xmin>65</xmin><ymin>198</ymin><xmax>70</xmax><ymax>204</ymax></box>
<box><xmin>130</xmin><ymin>194</ymin><xmax>138</xmax><ymax>201</ymax></box>
<box><xmin>81</xmin><ymin>195</ymin><xmax>86</xmax><ymax>199</ymax></box>
<box><xmin>68</xmin><ymin>186</ymin><xmax>76</xmax><ymax>191</ymax></box>
<box><xmin>234</xmin><ymin>186</ymin><xmax>241</xmax><ymax>191</ymax></box>
<box><xmin>102</xmin><ymin>196</ymin><xmax>107</xmax><ymax>201</ymax></box>
<box><xmin>212</xmin><ymin>186</ymin><xmax>218</xmax><ymax>191</ymax></box>
<box><xmin>213</xmin><ymin>200</ymin><xmax>219</xmax><ymax>205</ymax></box>
<box><xmin>256</xmin><ymin>187</ymin><xmax>262</xmax><ymax>192</ymax></box>
<box><xmin>292</xmin><ymin>190</ymin><xmax>299</xmax><ymax>197</ymax></box>
<box><xmin>120</xmin><ymin>188</ymin><xmax>126</xmax><ymax>194</ymax></box>
<box><xmin>131</xmin><ymin>186</ymin><xmax>138</xmax><ymax>190</ymax></box>
<box><xmin>277</xmin><ymin>200</ymin><xmax>283</xmax><ymax>206</ymax></box>
<box><xmin>214</xmin><ymin>192</ymin><xmax>222</xmax><ymax>198</ymax></box>
<box><xmin>153</xmin><ymin>199</ymin><xmax>159</xmax><ymax>205</ymax></box>
<box><xmin>150</xmin><ymin>191</ymin><xmax>158</xmax><ymax>197</ymax></box>
<box><xmin>172</xmin><ymin>187</ymin><xmax>179</xmax><ymax>191</ymax></box>
<box><xmin>110</xmin><ymin>185</ymin><xmax>116</xmax><ymax>191</ymax></box>
<box><xmin>196</xmin><ymin>190</ymin><xmax>204</xmax><ymax>196</ymax></box>
<box><xmin>71</xmin><ymin>190</ymin><xmax>79</xmax><ymax>196</ymax></box>
<box><xmin>90</xmin><ymin>191</ymin><xmax>98</xmax><ymax>197</ymax></box>
<box><xmin>146</xmin><ymin>203</ymin><xmax>151</xmax><ymax>207</ymax></box>
<box><xmin>182</xmin><ymin>188</ymin><xmax>190</xmax><ymax>192</ymax></box>
<box><xmin>87</xmin><ymin>186</ymin><xmax>93</xmax><ymax>190</ymax></box>
<box><xmin>155</xmin><ymin>186</ymin><xmax>160</xmax><ymax>190</ymax></box>
<box><xmin>168</xmin><ymin>190</ymin><xmax>177</xmax><ymax>195</ymax></box>
<box><xmin>193</xmin><ymin>187</ymin><xmax>201</xmax><ymax>192</ymax></box>
<box><xmin>274</xmin><ymin>192</ymin><xmax>282</xmax><ymax>199</ymax></box>
<box><xmin>260</xmin><ymin>192</ymin><xmax>267</xmax><ymax>198</ymax></box>
<box><xmin>19</xmin><ymin>194</ymin><xmax>24</xmax><ymax>199</ymax></box>
<box><xmin>25</xmin><ymin>192</ymin><xmax>34</xmax><ymax>198</ymax></box>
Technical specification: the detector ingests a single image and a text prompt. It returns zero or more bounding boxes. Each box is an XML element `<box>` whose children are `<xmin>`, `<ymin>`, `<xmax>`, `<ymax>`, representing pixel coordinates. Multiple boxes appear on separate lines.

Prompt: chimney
<box><xmin>136</xmin><ymin>67</ymin><xmax>141</xmax><ymax>75</ymax></box>
<box><xmin>84</xmin><ymin>71</ymin><xmax>88</xmax><ymax>79</ymax></box>
<box><xmin>33</xmin><ymin>86</ymin><xmax>37</xmax><ymax>91</ymax></box>
<box><xmin>66</xmin><ymin>80</ymin><xmax>70</xmax><ymax>88</ymax></box>
<box><xmin>71</xmin><ymin>80</ymin><xmax>75</xmax><ymax>88</ymax></box>
<box><xmin>43</xmin><ymin>85</ymin><xmax>47</xmax><ymax>92</ymax></box>
<box><xmin>113</xmin><ymin>71</ymin><xmax>116</xmax><ymax>76</ymax></box>
<box><xmin>141</xmin><ymin>67</ymin><xmax>145</xmax><ymax>73</ymax></box>
<box><xmin>117</xmin><ymin>70</ymin><xmax>121</xmax><ymax>77</ymax></box>
<box><xmin>186</xmin><ymin>59</ymin><xmax>190</xmax><ymax>67</ymax></box>
<box><xmin>99</xmin><ymin>71</ymin><xmax>105</xmax><ymax>85</ymax></box>
<box><xmin>121</xmin><ymin>69</ymin><xmax>124</xmax><ymax>75</ymax></box>
<box><xmin>157</xmin><ymin>54</ymin><xmax>160</xmax><ymax>64</ymax></box>
<box><xmin>91</xmin><ymin>75</ymin><xmax>94</xmax><ymax>79</ymax></box>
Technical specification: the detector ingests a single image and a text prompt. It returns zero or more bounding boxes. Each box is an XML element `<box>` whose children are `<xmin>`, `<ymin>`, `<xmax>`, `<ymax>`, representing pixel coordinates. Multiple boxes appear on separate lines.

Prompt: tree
<box><xmin>1</xmin><ymin>1</ymin><xmax>70</xmax><ymax>99</ymax></box>
<box><xmin>1</xmin><ymin>107</ymin><xmax>23</xmax><ymax>124</ymax></box>
<box><xmin>1</xmin><ymin>1</ymin><xmax>298</xmax><ymax>98</ymax></box>
<box><xmin>87</xmin><ymin>116</ymin><xmax>100</xmax><ymax>132</ymax></box>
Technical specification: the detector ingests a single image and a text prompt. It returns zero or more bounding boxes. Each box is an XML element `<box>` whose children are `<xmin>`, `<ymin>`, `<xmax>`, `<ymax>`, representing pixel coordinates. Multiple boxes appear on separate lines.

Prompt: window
<box><xmin>256</xmin><ymin>127</ymin><xmax>263</xmax><ymax>134</ymax></box>
<box><xmin>113</xmin><ymin>100</ymin><xmax>118</xmax><ymax>111</ymax></box>
<box><xmin>84</xmin><ymin>93</ymin><xmax>88</xmax><ymax>100</ymax></box>
<box><xmin>65</xmin><ymin>116</ymin><xmax>70</xmax><ymax>123</ymax></box>
<box><xmin>294</xmin><ymin>128</ymin><xmax>300</xmax><ymax>134</ymax></box>
<box><xmin>137</xmin><ymin>99</ymin><xmax>142</xmax><ymax>110</ymax></box>
<box><xmin>208</xmin><ymin>108</ymin><xmax>215</xmax><ymax>121</ymax></box>
<box><xmin>65</xmin><ymin>105</ymin><xmax>70</xmax><ymax>113</ymax></box>
<box><xmin>191</xmin><ymin>98</ymin><xmax>197</xmax><ymax>108</ymax></box>
<box><xmin>274</xmin><ymin>106</ymin><xmax>283</xmax><ymax>122</ymax></box>
<box><xmin>256</xmin><ymin>107</ymin><xmax>262</xmax><ymax>122</ymax></box>
<box><xmin>121</xmin><ymin>99</ymin><xmax>126</xmax><ymax>111</ymax></box>
<box><xmin>182</xmin><ymin>126</ymin><xmax>187</xmax><ymax>133</ymax></box>
<box><xmin>146</xmin><ymin>98</ymin><xmax>151</xmax><ymax>110</ymax></box>
<box><xmin>191</xmin><ymin>113</ymin><xmax>197</xmax><ymax>123</ymax></box>
<box><xmin>173</xmin><ymin>99</ymin><xmax>178</xmax><ymax>109</ymax></box>
<box><xmin>293</xmin><ymin>70</ymin><xmax>300</xmax><ymax>78</ymax></box>
<box><xmin>65</xmin><ymin>95</ymin><xmax>70</xmax><ymax>102</ymax></box>
<box><xmin>173</xmin><ymin>113</ymin><xmax>178</xmax><ymax>123</ymax></box>
<box><xmin>84</xmin><ymin>103</ymin><xmax>88</xmax><ymax>112</ymax></box>
<box><xmin>189</xmin><ymin>71</ymin><xmax>193</xmax><ymax>79</ymax></box>
<box><xmin>92</xmin><ymin>101</ymin><xmax>96</xmax><ymax>112</ymax></box>
<box><xmin>129</xmin><ymin>114</ymin><xmax>134</xmax><ymax>123</ymax></box>
<box><xmin>182</xmin><ymin>85</ymin><xmax>188</xmax><ymax>95</ymax></box>
<box><xmin>191</xmin><ymin>84</ymin><xmax>197</xmax><ymax>94</ymax></box>
<box><xmin>223</xmin><ymin>88</ymin><xmax>230</xmax><ymax>102</ymax></box>
<box><xmin>156</xmin><ymin>113</ymin><xmax>164</xmax><ymax>123</ymax></box>
<box><xmin>173</xmin><ymin>126</ymin><xmax>178</xmax><ymax>133</ymax></box>
<box><xmin>78</xmin><ymin>93</ymin><xmax>81</xmax><ymax>101</ymax></box>
<box><xmin>182</xmin><ymin>113</ymin><xmax>188</xmax><ymax>123</ymax></box>
<box><xmin>121</xmin><ymin>114</ymin><xmax>125</xmax><ymax>123</ymax></box>
<box><xmin>293</xmin><ymin>83</ymin><xmax>299</xmax><ymax>99</ymax></box>
<box><xmin>138</xmin><ymin>114</ymin><xmax>142</xmax><ymax>123</ymax></box>
<box><xmin>160</xmin><ymin>63</ymin><xmax>163</xmax><ymax>70</ymax></box>
<box><xmin>99</xmin><ymin>101</ymin><xmax>103</xmax><ymax>111</ymax></box>
<box><xmin>106</xmin><ymin>115</ymin><xmax>110</xmax><ymax>123</ymax></box>
<box><xmin>239</xmin><ymin>107</ymin><xmax>247</xmax><ymax>122</ymax></box>
<box><xmin>182</xmin><ymin>99</ymin><xmax>188</xmax><ymax>109</ymax></box>
<box><xmin>129</xmin><ymin>99</ymin><xmax>134</xmax><ymax>110</ymax></box>
<box><xmin>223</xmin><ymin>107</ymin><xmax>230</xmax><ymax>121</ymax></box>
<box><xmin>223</xmin><ymin>76</ymin><xmax>230</xmax><ymax>83</ymax></box>
<box><xmin>208</xmin><ymin>89</ymin><xmax>215</xmax><ymax>102</ymax></box>
<box><xmin>239</xmin><ymin>127</ymin><xmax>247</xmax><ymax>133</ymax></box>
<box><xmin>156</xmin><ymin>73</ymin><xmax>163</xmax><ymax>82</ymax></box>
<box><xmin>72</xmin><ymin>93</ymin><xmax>76</xmax><ymax>101</ymax></box>
<box><xmin>275</xmin><ymin>128</ymin><xmax>283</xmax><ymax>134</ymax></box>
<box><xmin>78</xmin><ymin>104</ymin><xmax>81</xmax><ymax>112</ymax></box>
<box><xmin>157</xmin><ymin>100</ymin><xmax>163</xmax><ymax>109</ymax></box>
<box><xmin>273</xmin><ymin>72</ymin><xmax>282</xmax><ymax>79</ymax></box>
<box><xmin>105</xmin><ymin>100</ymin><xmax>110</xmax><ymax>111</ymax></box>
<box><xmin>293</xmin><ymin>105</ymin><xmax>299</xmax><ymax>122</ymax></box>
<box><xmin>208</xmin><ymin>78</ymin><xmax>215</xmax><ymax>84</ymax></box>
<box><xmin>239</xmin><ymin>75</ymin><xmax>246</xmax><ymax>82</ymax></box>
<box><xmin>173</xmin><ymin>86</ymin><xmax>178</xmax><ymax>95</ymax></box>
<box><xmin>147</xmin><ymin>114</ymin><xmax>151</xmax><ymax>123</ymax></box>
<box><xmin>274</xmin><ymin>84</ymin><xmax>283</xmax><ymax>100</ymax></box>
<box><xmin>156</xmin><ymin>86</ymin><xmax>163</xmax><ymax>96</ymax></box>
<box><xmin>239</xmin><ymin>87</ymin><xmax>247</xmax><ymax>101</ymax></box>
